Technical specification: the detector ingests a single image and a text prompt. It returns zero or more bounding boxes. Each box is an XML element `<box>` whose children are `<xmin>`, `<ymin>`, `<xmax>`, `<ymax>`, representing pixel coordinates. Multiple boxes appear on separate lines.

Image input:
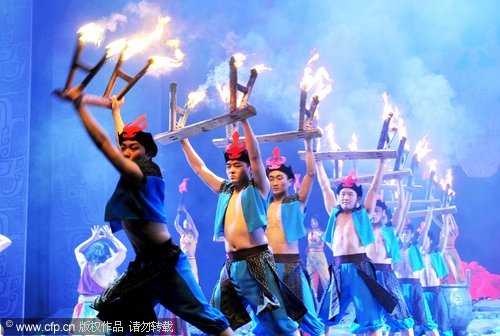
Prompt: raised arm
<box><xmin>240</xmin><ymin>119</ymin><xmax>269</xmax><ymax>197</ymax></box>
<box><xmin>298</xmin><ymin>138</ymin><xmax>316</xmax><ymax>210</ymax></box>
<box><xmin>365</xmin><ymin>159</ymin><xmax>385</xmax><ymax>215</ymax></box>
<box><xmin>100</xmin><ymin>225</ymin><xmax>127</xmax><ymax>270</ymax></box>
<box><xmin>0</xmin><ymin>234</ymin><xmax>12</xmax><ymax>253</ymax></box>
<box><xmin>392</xmin><ymin>179</ymin><xmax>405</xmax><ymax>234</ymax></box>
<box><xmin>418</xmin><ymin>207</ymin><xmax>434</xmax><ymax>247</ymax></box>
<box><xmin>316</xmin><ymin>160</ymin><xmax>337</xmax><ymax>216</ymax></box>
<box><xmin>180</xmin><ymin>139</ymin><xmax>224</xmax><ymax>193</ymax></box>
<box><xmin>184</xmin><ymin>207</ymin><xmax>199</xmax><ymax>240</ymax></box>
<box><xmin>67</xmin><ymin>87</ymin><xmax>145</xmax><ymax>187</ymax></box>
<box><xmin>438</xmin><ymin>214</ymin><xmax>451</xmax><ymax>252</ymax></box>
<box><xmin>74</xmin><ymin>225</ymin><xmax>102</xmax><ymax>267</ymax></box>
<box><xmin>173</xmin><ymin>208</ymin><xmax>185</xmax><ymax>235</ymax></box>
<box><xmin>111</xmin><ymin>96</ymin><xmax>125</xmax><ymax>147</ymax></box>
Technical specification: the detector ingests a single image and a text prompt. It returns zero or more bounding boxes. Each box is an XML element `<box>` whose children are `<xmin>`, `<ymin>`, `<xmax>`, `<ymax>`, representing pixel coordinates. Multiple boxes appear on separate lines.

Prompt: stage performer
<box><xmin>62</xmin><ymin>87</ymin><xmax>233</xmax><ymax>336</ymax></box>
<box><xmin>250</xmin><ymin>142</ymin><xmax>324</xmax><ymax>335</ymax></box>
<box><xmin>419</xmin><ymin>212</ymin><xmax>453</xmax><ymax>336</ymax></box>
<box><xmin>393</xmin><ymin>221</ymin><xmax>439</xmax><ymax>336</ymax></box>
<box><xmin>180</xmin><ymin>116</ymin><xmax>306</xmax><ymax>336</ymax></box>
<box><xmin>306</xmin><ymin>217</ymin><xmax>330</xmax><ymax>300</ymax></box>
<box><xmin>316</xmin><ymin>159</ymin><xmax>398</xmax><ymax>336</ymax></box>
<box><xmin>71</xmin><ymin>225</ymin><xmax>127</xmax><ymax>322</ymax></box>
<box><xmin>174</xmin><ymin>204</ymin><xmax>199</xmax><ymax>283</ymax></box>
<box><xmin>351</xmin><ymin>191</ymin><xmax>414</xmax><ymax>336</ymax></box>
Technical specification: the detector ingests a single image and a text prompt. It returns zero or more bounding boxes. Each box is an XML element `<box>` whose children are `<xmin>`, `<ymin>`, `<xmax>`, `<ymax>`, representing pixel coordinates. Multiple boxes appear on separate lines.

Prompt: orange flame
<box><xmin>348</xmin><ymin>133</ymin><xmax>358</xmax><ymax>151</ymax></box>
<box><xmin>216</xmin><ymin>83</ymin><xmax>230</xmax><ymax>104</ymax></box>
<box><xmin>382</xmin><ymin>92</ymin><xmax>395</xmax><ymax>120</ymax></box>
<box><xmin>186</xmin><ymin>87</ymin><xmax>207</xmax><ymax>110</ymax></box>
<box><xmin>427</xmin><ymin>159</ymin><xmax>438</xmax><ymax>177</ymax></box>
<box><xmin>439</xmin><ymin>169</ymin><xmax>454</xmax><ymax>191</ymax></box>
<box><xmin>148</xmin><ymin>55</ymin><xmax>182</xmax><ymax>75</ymax></box>
<box><xmin>233</xmin><ymin>53</ymin><xmax>246</xmax><ymax>68</ymax></box>
<box><xmin>300</xmin><ymin>52</ymin><xmax>333</xmax><ymax>101</ymax></box>
<box><xmin>414</xmin><ymin>135</ymin><xmax>431</xmax><ymax>162</ymax></box>
<box><xmin>253</xmin><ymin>64</ymin><xmax>272</xmax><ymax>73</ymax></box>
<box><xmin>325</xmin><ymin>122</ymin><xmax>341</xmax><ymax>151</ymax></box>
<box><xmin>78</xmin><ymin>22</ymin><xmax>105</xmax><ymax>46</ymax></box>
<box><xmin>105</xmin><ymin>38</ymin><xmax>127</xmax><ymax>58</ymax></box>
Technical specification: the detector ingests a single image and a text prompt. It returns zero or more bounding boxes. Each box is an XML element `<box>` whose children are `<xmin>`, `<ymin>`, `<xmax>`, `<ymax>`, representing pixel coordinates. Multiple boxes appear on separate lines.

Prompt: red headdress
<box><xmin>224</xmin><ymin>131</ymin><xmax>250</xmax><ymax>164</ymax></box>
<box><xmin>118</xmin><ymin>115</ymin><xmax>158</xmax><ymax>157</ymax></box>
<box><xmin>265</xmin><ymin>147</ymin><xmax>294</xmax><ymax>180</ymax></box>
<box><xmin>336</xmin><ymin>169</ymin><xmax>362</xmax><ymax>197</ymax></box>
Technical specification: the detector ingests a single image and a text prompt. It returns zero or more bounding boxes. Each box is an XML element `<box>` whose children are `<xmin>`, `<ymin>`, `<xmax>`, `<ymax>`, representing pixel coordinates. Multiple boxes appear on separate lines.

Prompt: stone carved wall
<box><xmin>0</xmin><ymin>0</ymin><xmax>31</xmax><ymax>318</ymax></box>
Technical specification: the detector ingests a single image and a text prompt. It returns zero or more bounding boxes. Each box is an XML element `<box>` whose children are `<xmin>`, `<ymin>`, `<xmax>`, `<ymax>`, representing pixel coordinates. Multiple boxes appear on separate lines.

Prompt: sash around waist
<box><xmin>227</xmin><ymin>244</ymin><xmax>269</xmax><ymax>261</ymax></box>
<box><xmin>273</xmin><ymin>253</ymin><xmax>301</xmax><ymax>263</ymax></box>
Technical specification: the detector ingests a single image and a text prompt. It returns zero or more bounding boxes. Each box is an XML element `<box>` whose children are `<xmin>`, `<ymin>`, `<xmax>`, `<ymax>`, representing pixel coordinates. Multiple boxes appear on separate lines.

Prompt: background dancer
<box><xmin>306</xmin><ymin>217</ymin><xmax>330</xmax><ymax>301</ymax></box>
<box><xmin>71</xmin><ymin>225</ymin><xmax>127</xmax><ymax>321</ymax></box>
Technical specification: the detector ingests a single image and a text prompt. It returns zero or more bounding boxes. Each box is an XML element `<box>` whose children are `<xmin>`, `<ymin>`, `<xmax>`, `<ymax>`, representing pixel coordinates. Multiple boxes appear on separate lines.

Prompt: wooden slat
<box><xmin>298</xmin><ymin>149</ymin><xmax>397</xmax><ymax>161</ymax></box>
<box><xmin>330</xmin><ymin>169</ymin><xmax>412</xmax><ymax>185</ymax></box>
<box><xmin>406</xmin><ymin>206</ymin><xmax>457</xmax><ymax>218</ymax></box>
<box><xmin>154</xmin><ymin>106</ymin><xmax>256</xmax><ymax>145</ymax></box>
<box><xmin>358</xmin><ymin>183</ymin><xmax>423</xmax><ymax>192</ymax></box>
<box><xmin>212</xmin><ymin>129</ymin><xmax>322</xmax><ymax>148</ymax></box>
<box><xmin>384</xmin><ymin>199</ymin><xmax>442</xmax><ymax>208</ymax></box>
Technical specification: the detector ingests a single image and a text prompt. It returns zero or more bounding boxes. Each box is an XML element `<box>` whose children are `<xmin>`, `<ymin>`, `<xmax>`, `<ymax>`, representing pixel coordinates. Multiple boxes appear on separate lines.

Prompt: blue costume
<box><xmin>252</xmin><ymin>194</ymin><xmax>324</xmax><ymax>335</ymax></box>
<box><xmin>394</xmin><ymin>243</ymin><xmax>438</xmax><ymax>333</ymax></box>
<box><xmin>352</xmin><ymin>224</ymin><xmax>414</xmax><ymax>333</ymax></box>
<box><xmin>423</xmin><ymin>252</ymin><xmax>452</xmax><ymax>336</ymax></box>
<box><xmin>318</xmin><ymin>206</ymin><xmax>397</xmax><ymax>334</ymax></box>
<box><xmin>95</xmin><ymin>159</ymin><xmax>229</xmax><ymax>335</ymax></box>
<box><xmin>211</xmin><ymin>180</ymin><xmax>306</xmax><ymax>336</ymax></box>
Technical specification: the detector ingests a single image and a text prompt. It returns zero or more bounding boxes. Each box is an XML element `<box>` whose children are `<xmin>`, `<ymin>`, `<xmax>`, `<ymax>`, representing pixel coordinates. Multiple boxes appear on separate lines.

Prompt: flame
<box><xmin>382</xmin><ymin>92</ymin><xmax>395</xmax><ymax>120</ymax></box>
<box><xmin>119</xmin><ymin>15</ymin><xmax>182</xmax><ymax>62</ymax></box>
<box><xmin>414</xmin><ymin>135</ymin><xmax>431</xmax><ymax>162</ymax></box>
<box><xmin>216</xmin><ymin>83</ymin><xmax>230</xmax><ymax>104</ymax></box>
<box><xmin>439</xmin><ymin>169</ymin><xmax>453</xmax><ymax>191</ymax></box>
<box><xmin>427</xmin><ymin>159</ymin><xmax>438</xmax><ymax>174</ymax></box>
<box><xmin>148</xmin><ymin>55</ymin><xmax>182</xmax><ymax>74</ymax></box>
<box><xmin>166</xmin><ymin>39</ymin><xmax>180</xmax><ymax>48</ymax></box>
<box><xmin>150</xmin><ymin>16</ymin><xmax>171</xmax><ymax>41</ymax></box>
<box><xmin>300</xmin><ymin>54</ymin><xmax>333</xmax><ymax>101</ymax></box>
<box><xmin>186</xmin><ymin>86</ymin><xmax>207</xmax><ymax>110</ymax></box>
<box><xmin>233</xmin><ymin>53</ymin><xmax>246</xmax><ymax>67</ymax></box>
<box><xmin>307</xmin><ymin>50</ymin><xmax>320</xmax><ymax>65</ymax></box>
<box><xmin>348</xmin><ymin>133</ymin><xmax>358</xmax><ymax>151</ymax></box>
<box><xmin>105</xmin><ymin>38</ymin><xmax>127</xmax><ymax>58</ymax></box>
<box><xmin>325</xmin><ymin>123</ymin><xmax>340</xmax><ymax>151</ymax></box>
<box><xmin>253</xmin><ymin>64</ymin><xmax>272</xmax><ymax>73</ymax></box>
<box><xmin>78</xmin><ymin>22</ymin><xmax>105</xmax><ymax>46</ymax></box>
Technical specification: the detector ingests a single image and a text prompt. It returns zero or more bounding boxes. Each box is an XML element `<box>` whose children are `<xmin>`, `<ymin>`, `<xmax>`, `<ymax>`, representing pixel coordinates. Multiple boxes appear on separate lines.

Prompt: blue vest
<box><xmin>323</xmin><ymin>206</ymin><xmax>374</xmax><ymax>246</ymax></box>
<box><xmin>105</xmin><ymin>175</ymin><xmax>167</xmax><ymax>233</ymax></box>
<box><xmin>381</xmin><ymin>224</ymin><xmax>402</xmax><ymax>263</ymax></box>
<box><xmin>430</xmin><ymin>252</ymin><xmax>449</xmax><ymax>279</ymax></box>
<box><xmin>214</xmin><ymin>179</ymin><xmax>267</xmax><ymax>241</ymax></box>
<box><xmin>267</xmin><ymin>193</ymin><xmax>306</xmax><ymax>243</ymax></box>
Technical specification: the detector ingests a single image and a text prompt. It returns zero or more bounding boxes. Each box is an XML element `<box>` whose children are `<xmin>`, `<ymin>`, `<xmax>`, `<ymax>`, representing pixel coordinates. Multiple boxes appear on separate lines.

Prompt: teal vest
<box><xmin>323</xmin><ymin>206</ymin><xmax>374</xmax><ymax>246</ymax></box>
<box><xmin>214</xmin><ymin>179</ymin><xmax>267</xmax><ymax>241</ymax></box>
<box><xmin>267</xmin><ymin>194</ymin><xmax>306</xmax><ymax>243</ymax></box>
<box><xmin>429</xmin><ymin>252</ymin><xmax>449</xmax><ymax>279</ymax></box>
<box><xmin>381</xmin><ymin>224</ymin><xmax>402</xmax><ymax>263</ymax></box>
